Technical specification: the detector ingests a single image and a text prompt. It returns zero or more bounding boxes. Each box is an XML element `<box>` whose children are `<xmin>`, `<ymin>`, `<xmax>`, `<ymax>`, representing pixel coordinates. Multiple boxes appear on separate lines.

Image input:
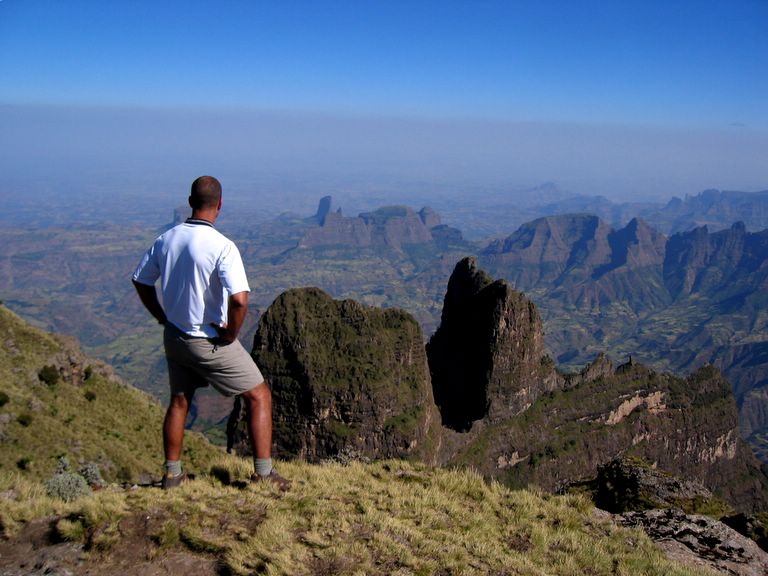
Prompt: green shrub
<box><xmin>55</xmin><ymin>455</ymin><xmax>72</xmax><ymax>474</ymax></box>
<box><xmin>17</xmin><ymin>412</ymin><xmax>33</xmax><ymax>427</ymax></box>
<box><xmin>84</xmin><ymin>390</ymin><xmax>96</xmax><ymax>402</ymax></box>
<box><xmin>78</xmin><ymin>463</ymin><xmax>105</xmax><ymax>488</ymax></box>
<box><xmin>38</xmin><ymin>365</ymin><xmax>60</xmax><ymax>386</ymax></box>
<box><xmin>16</xmin><ymin>457</ymin><xmax>31</xmax><ymax>470</ymax></box>
<box><xmin>0</xmin><ymin>391</ymin><xmax>9</xmax><ymax>408</ymax></box>
<box><xmin>45</xmin><ymin>472</ymin><xmax>92</xmax><ymax>502</ymax></box>
<box><xmin>83</xmin><ymin>366</ymin><xmax>93</xmax><ymax>380</ymax></box>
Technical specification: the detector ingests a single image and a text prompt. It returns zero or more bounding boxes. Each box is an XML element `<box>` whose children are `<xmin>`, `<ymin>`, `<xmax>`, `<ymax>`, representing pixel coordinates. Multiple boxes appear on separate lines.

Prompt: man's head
<box><xmin>189</xmin><ymin>176</ymin><xmax>222</xmax><ymax>211</ymax></box>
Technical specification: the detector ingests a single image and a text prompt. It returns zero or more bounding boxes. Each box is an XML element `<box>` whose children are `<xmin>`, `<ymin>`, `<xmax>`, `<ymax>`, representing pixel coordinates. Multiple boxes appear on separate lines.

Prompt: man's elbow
<box><xmin>229</xmin><ymin>291</ymin><xmax>248</xmax><ymax>309</ymax></box>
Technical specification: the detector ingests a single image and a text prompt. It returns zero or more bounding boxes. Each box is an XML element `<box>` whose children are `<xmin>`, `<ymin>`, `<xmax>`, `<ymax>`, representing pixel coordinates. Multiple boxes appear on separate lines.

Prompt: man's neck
<box><xmin>189</xmin><ymin>210</ymin><xmax>217</xmax><ymax>224</ymax></box>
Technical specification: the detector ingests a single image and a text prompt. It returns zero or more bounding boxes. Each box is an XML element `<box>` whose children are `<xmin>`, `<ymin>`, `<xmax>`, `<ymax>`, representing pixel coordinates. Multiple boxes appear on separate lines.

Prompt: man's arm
<box><xmin>212</xmin><ymin>291</ymin><xmax>248</xmax><ymax>343</ymax></box>
<box><xmin>132</xmin><ymin>280</ymin><xmax>167</xmax><ymax>325</ymax></box>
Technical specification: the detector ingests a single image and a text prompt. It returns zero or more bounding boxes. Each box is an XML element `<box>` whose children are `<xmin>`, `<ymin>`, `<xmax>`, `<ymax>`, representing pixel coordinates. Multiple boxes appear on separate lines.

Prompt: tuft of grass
<box><xmin>151</xmin><ymin>519</ymin><xmax>180</xmax><ymax>548</ymax></box>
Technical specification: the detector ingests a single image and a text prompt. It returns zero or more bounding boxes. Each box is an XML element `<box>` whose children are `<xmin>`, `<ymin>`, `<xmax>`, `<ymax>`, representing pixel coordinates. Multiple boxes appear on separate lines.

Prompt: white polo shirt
<box><xmin>132</xmin><ymin>219</ymin><xmax>250</xmax><ymax>338</ymax></box>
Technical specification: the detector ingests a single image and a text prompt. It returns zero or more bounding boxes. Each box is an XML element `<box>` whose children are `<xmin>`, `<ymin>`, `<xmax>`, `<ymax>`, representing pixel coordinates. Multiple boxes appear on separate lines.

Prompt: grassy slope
<box><xmin>0</xmin><ymin>305</ymin><xmax>221</xmax><ymax>482</ymax></box>
<box><xmin>0</xmin><ymin>302</ymin><xmax>716</xmax><ymax>575</ymax></box>
<box><xmin>0</xmin><ymin>457</ymin><xmax>715</xmax><ymax>576</ymax></box>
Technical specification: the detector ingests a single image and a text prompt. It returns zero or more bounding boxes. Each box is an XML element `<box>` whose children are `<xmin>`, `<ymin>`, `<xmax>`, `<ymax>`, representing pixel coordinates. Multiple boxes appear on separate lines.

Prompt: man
<box><xmin>132</xmin><ymin>175</ymin><xmax>289</xmax><ymax>490</ymax></box>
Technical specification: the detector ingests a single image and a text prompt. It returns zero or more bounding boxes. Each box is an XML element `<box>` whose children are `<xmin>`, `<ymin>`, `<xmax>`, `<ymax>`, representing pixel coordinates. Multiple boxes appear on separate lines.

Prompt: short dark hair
<box><xmin>189</xmin><ymin>176</ymin><xmax>222</xmax><ymax>210</ymax></box>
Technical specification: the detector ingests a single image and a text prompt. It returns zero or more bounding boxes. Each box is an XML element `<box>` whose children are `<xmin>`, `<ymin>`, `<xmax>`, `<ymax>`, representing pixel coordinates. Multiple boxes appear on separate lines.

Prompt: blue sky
<box><xmin>2</xmin><ymin>0</ymin><xmax>766</xmax><ymax>126</ymax></box>
<box><xmin>0</xmin><ymin>1</ymin><xmax>767</xmax><ymax>208</ymax></box>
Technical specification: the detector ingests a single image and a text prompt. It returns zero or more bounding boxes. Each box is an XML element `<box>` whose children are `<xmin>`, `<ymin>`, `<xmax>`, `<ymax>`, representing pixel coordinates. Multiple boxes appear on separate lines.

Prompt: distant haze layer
<box><xmin>2</xmin><ymin>105</ymin><xmax>767</xmax><ymax>223</ymax></box>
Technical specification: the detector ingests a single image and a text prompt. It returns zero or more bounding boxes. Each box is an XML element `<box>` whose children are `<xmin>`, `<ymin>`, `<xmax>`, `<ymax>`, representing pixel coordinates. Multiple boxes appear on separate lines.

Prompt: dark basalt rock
<box><xmin>228</xmin><ymin>287</ymin><xmax>441</xmax><ymax>463</ymax></box>
<box><xmin>620</xmin><ymin>508</ymin><xmax>768</xmax><ymax>576</ymax></box>
<box><xmin>426</xmin><ymin>257</ymin><xmax>561</xmax><ymax>431</ymax></box>
<box><xmin>591</xmin><ymin>456</ymin><xmax>729</xmax><ymax>516</ymax></box>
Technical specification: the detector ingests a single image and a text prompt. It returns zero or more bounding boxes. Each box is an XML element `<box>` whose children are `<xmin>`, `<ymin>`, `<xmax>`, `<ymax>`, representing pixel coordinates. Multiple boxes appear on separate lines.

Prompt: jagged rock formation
<box><xmin>533</xmin><ymin>188</ymin><xmax>768</xmax><ymax>235</ymax></box>
<box><xmin>225</xmin><ymin>257</ymin><xmax>768</xmax><ymax>514</ymax></box>
<box><xmin>648</xmin><ymin>188</ymin><xmax>768</xmax><ymax>234</ymax></box>
<box><xmin>313</xmin><ymin>195</ymin><xmax>334</xmax><ymax>224</ymax></box>
<box><xmin>478</xmin><ymin>359</ymin><xmax>768</xmax><ymax>512</ymax></box>
<box><xmin>297</xmin><ymin>205</ymin><xmax>448</xmax><ymax>250</ymax></box>
<box><xmin>482</xmin><ymin>214</ymin><xmax>668</xmax><ymax>309</ymax></box>
<box><xmin>426</xmin><ymin>257</ymin><xmax>562</xmax><ymax>431</ymax></box>
<box><xmin>663</xmin><ymin>222</ymin><xmax>768</xmax><ymax>301</ymax></box>
<box><xmin>480</xmin><ymin>215</ymin><xmax>768</xmax><ymax>464</ymax></box>
<box><xmin>228</xmin><ymin>288</ymin><xmax>441</xmax><ymax>462</ymax></box>
<box><xmin>619</xmin><ymin>509</ymin><xmax>768</xmax><ymax>576</ymax></box>
<box><xmin>428</xmin><ymin>259</ymin><xmax>768</xmax><ymax>513</ymax></box>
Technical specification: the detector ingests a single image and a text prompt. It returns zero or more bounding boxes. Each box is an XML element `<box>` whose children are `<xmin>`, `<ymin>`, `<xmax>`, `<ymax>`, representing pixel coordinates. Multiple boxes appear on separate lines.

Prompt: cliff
<box><xmin>426</xmin><ymin>257</ymin><xmax>561</xmax><ymax>431</ymax></box>
<box><xmin>231</xmin><ymin>256</ymin><xmax>768</xmax><ymax>513</ymax></box>
<box><xmin>482</xmin><ymin>214</ymin><xmax>668</xmax><ymax>311</ymax></box>
<box><xmin>228</xmin><ymin>287</ymin><xmax>441</xmax><ymax>462</ymax></box>
<box><xmin>480</xmin><ymin>215</ymin><xmax>768</xmax><ymax>464</ymax></box>
<box><xmin>428</xmin><ymin>259</ymin><xmax>768</xmax><ymax>513</ymax></box>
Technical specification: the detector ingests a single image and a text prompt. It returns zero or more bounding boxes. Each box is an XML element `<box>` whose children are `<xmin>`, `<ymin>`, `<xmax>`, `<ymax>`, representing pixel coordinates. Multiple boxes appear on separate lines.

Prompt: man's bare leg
<box><xmin>164</xmin><ymin>390</ymin><xmax>195</xmax><ymax>462</ymax></box>
<box><xmin>241</xmin><ymin>382</ymin><xmax>272</xmax><ymax>459</ymax></box>
<box><xmin>241</xmin><ymin>382</ymin><xmax>289</xmax><ymax>490</ymax></box>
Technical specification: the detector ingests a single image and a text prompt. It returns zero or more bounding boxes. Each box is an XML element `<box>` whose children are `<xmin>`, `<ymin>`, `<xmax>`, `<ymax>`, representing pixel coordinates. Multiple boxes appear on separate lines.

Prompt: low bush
<box><xmin>38</xmin><ymin>365</ymin><xmax>60</xmax><ymax>386</ymax></box>
<box><xmin>78</xmin><ymin>462</ymin><xmax>105</xmax><ymax>488</ymax></box>
<box><xmin>45</xmin><ymin>472</ymin><xmax>92</xmax><ymax>502</ymax></box>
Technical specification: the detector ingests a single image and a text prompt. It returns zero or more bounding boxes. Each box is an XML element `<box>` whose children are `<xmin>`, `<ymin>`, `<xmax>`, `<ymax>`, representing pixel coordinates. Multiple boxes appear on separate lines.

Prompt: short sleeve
<box><xmin>132</xmin><ymin>241</ymin><xmax>161</xmax><ymax>286</ymax></box>
<box><xmin>217</xmin><ymin>241</ymin><xmax>250</xmax><ymax>294</ymax></box>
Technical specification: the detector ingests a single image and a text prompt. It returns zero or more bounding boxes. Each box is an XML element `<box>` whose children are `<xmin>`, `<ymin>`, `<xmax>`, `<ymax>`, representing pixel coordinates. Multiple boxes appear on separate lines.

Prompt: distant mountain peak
<box><xmin>298</xmin><ymin>201</ymin><xmax>450</xmax><ymax>250</ymax></box>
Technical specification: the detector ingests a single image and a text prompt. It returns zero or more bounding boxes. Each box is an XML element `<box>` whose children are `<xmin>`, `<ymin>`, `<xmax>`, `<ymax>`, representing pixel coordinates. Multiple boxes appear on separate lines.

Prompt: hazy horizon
<box><xmin>1</xmin><ymin>2</ymin><xmax>766</xmax><ymax>225</ymax></box>
<box><xmin>2</xmin><ymin>104</ymin><xmax>766</xmax><ymax>225</ymax></box>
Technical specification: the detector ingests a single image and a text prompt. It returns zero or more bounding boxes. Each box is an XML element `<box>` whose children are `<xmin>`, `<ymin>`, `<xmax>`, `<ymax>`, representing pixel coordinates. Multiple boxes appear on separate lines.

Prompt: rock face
<box><xmin>590</xmin><ymin>456</ymin><xmax>728</xmax><ymax>515</ymax></box>
<box><xmin>427</xmin><ymin>259</ymin><xmax>768</xmax><ymax>513</ymax></box>
<box><xmin>226</xmin><ymin>257</ymin><xmax>768</xmax><ymax>514</ymax></box>
<box><xmin>482</xmin><ymin>214</ymin><xmax>668</xmax><ymax>311</ymax></box>
<box><xmin>619</xmin><ymin>509</ymin><xmax>768</xmax><ymax>576</ymax></box>
<box><xmin>298</xmin><ymin>205</ymin><xmax>444</xmax><ymax>250</ymax></box>
<box><xmin>229</xmin><ymin>288</ymin><xmax>441</xmax><ymax>463</ymax></box>
<box><xmin>651</xmin><ymin>188</ymin><xmax>768</xmax><ymax>234</ymax></box>
<box><xmin>316</xmin><ymin>196</ymin><xmax>333</xmax><ymax>223</ymax></box>
<box><xmin>426</xmin><ymin>257</ymin><xmax>561</xmax><ymax>431</ymax></box>
<box><xmin>663</xmin><ymin>222</ymin><xmax>768</xmax><ymax>300</ymax></box>
<box><xmin>480</xmin><ymin>360</ymin><xmax>768</xmax><ymax>513</ymax></box>
<box><xmin>481</xmin><ymin>215</ymin><xmax>768</xmax><ymax>465</ymax></box>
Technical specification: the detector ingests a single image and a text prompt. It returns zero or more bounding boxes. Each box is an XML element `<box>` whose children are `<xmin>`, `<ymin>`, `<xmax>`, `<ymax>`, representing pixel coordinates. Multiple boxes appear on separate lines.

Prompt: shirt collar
<box><xmin>185</xmin><ymin>218</ymin><xmax>215</xmax><ymax>228</ymax></box>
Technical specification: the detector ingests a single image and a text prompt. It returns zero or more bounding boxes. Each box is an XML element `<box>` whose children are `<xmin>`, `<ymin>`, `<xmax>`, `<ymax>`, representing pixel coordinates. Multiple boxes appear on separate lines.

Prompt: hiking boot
<box><xmin>161</xmin><ymin>472</ymin><xmax>188</xmax><ymax>490</ymax></box>
<box><xmin>251</xmin><ymin>469</ymin><xmax>291</xmax><ymax>492</ymax></box>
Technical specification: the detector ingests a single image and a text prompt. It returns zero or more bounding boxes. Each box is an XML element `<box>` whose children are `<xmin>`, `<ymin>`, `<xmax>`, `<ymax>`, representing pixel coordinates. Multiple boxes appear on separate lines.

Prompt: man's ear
<box><xmin>188</xmin><ymin>195</ymin><xmax>194</xmax><ymax>209</ymax></box>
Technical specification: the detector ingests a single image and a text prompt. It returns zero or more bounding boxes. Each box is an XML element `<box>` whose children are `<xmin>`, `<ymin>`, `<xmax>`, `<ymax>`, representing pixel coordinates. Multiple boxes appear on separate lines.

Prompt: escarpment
<box><xmin>227</xmin><ymin>257</ymin><xmax>768</xmax><ymax>513</ymax></box>
<box><xmin>426</xmin><ymin>258</ymin><xmax>768</xmax><ymax>511</ymax></box>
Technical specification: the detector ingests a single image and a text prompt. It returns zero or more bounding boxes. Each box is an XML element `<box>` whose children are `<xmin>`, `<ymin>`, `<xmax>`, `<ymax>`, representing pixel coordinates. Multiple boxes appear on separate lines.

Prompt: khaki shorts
<box><xmin>163</xmin><ymin>324</ymin><xmax>264</xmax><ymax>397</ymax></box>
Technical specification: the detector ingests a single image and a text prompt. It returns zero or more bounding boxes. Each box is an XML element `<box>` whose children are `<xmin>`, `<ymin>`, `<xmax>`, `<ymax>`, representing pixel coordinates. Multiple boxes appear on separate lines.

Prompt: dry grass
<box><xmin>0</xmin><ymin>456</ymin><xmax>716</xmax><ymax>576</ymax></box>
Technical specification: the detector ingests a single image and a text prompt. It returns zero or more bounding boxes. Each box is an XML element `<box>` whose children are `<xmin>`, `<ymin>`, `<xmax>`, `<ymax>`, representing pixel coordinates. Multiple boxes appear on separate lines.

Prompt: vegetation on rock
<box><xmin>232</xmin><ymin>287</ymin><xmax>441</xmax><ymax>463</ymax></box>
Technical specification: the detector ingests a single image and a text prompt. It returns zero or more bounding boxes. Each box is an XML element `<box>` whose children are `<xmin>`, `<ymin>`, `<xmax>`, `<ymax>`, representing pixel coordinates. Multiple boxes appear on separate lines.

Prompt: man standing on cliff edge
<box><xmin>132</xmin><ymin>175</ymin><xmax>289</xmax><ymax>490</ymax></box>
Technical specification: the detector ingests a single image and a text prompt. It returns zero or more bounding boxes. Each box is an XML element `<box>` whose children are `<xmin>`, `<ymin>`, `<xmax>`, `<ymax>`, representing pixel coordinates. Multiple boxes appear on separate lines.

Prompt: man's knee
<box><xmin>242</xmin><ymin>380</ymin><xmax>271</xmax><ymax>406</ymax></box>
<box><xmin>168</xmin><ymin>391</ymin><xmax>192</xmax><ymax>412</ymax></box>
